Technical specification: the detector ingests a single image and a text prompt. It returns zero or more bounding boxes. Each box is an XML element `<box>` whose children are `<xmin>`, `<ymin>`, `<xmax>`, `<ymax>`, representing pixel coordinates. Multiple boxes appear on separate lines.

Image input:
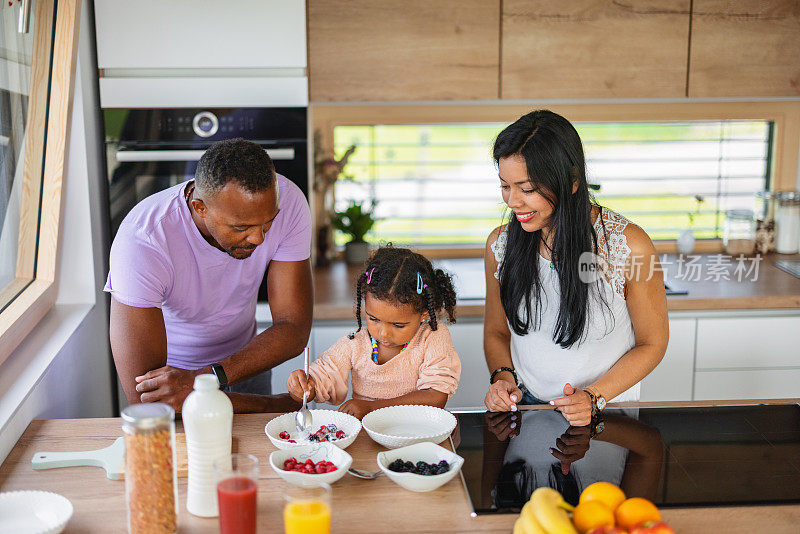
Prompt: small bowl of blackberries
<box><xmin>377</xmin><ymin>442</ymin><xmax>464</xmax><ymax>492</ymax></box>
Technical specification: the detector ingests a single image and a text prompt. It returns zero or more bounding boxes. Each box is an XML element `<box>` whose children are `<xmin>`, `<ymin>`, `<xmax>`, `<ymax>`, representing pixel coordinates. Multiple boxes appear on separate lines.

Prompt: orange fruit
<box><xmin>572</xmin><ymin>500</ymin><xmax>615</xmax><ymax>533</ymax></box>
<box><xmin>579</xmin><ymin>482</ymin><xmax>627</xmax><ymax>511</ymax></box>
<box><xmin>614</xmin><ymin>497</ymin><xmax>662</xmax><ymax>530</ymax></box>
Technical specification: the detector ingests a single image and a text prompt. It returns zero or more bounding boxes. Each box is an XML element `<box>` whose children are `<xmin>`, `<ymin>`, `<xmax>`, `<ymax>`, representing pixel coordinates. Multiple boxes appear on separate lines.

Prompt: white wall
<box><xmin>0</xmin><ymin>0</ymin><xmax>114</xmax><ymax>463</ymax></box>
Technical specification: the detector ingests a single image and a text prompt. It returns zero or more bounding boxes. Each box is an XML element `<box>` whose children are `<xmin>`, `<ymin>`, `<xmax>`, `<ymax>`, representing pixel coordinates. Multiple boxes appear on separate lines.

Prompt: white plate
<box><xmin>0</xmin><ymin>491</ymin><xmax>73</xmax><ymax>534</ymax></box>
<box><xmin>269</xmin><ymin>442</ymin><xmax>352</xmax><ymax>487</ymax></box>
<box><xmin>377</xmin><ymin>442</ymin><xmax>464</xmax><ymax>492</ymax></box>
<box><xmin>265</xmin><ymin>410</ymin><xmax>361</xmax><ymax>450</ymax></box>
<box><xmin>361</xmin><ymin>405</ymin><xmax>456</xmax><ymax>449</ymax></box>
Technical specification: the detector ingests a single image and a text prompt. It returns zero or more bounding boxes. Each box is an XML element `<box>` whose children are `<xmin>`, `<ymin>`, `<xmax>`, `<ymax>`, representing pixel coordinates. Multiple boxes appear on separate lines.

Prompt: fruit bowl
<box><xmin>269</xmin><ymin>442</ymin><xmax>352</xmax><ymax>487</ymax></box>
<box><xmin>376</xmin><ymin>442</ymin><xmax>463</xmax><ymax>492</ymax></box>
<box><xmin>361</xmin><ymin>405</ymin><xmax>456</xmax><ymax>449</ymax></box>
<box><xmin>265</xmin><ymin>410</ymin><xmax>361</xmax><ymax>450</ymax></box>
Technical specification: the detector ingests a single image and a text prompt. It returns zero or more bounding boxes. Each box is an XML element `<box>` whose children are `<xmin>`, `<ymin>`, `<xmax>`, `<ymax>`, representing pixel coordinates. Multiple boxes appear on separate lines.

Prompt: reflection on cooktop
<box><xmin>452</xmin><ymin>405</ymin><xmax>800</xmax><ymax>515</ymax></box>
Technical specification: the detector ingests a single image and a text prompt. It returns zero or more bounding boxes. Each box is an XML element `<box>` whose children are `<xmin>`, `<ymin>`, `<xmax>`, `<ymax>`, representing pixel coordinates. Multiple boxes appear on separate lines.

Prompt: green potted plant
<box><xmin>331</xmin><ymin>201</ymin><xmax>378</xmax><ymax>264</ymax></box>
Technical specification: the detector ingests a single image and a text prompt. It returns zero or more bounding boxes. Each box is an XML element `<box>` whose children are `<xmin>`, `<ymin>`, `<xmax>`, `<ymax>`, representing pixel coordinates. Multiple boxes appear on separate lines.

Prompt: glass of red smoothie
<box><xmin>214</xmin><ymin>453</ymin><xmax>259</xmax><ymax>534</ymax></box>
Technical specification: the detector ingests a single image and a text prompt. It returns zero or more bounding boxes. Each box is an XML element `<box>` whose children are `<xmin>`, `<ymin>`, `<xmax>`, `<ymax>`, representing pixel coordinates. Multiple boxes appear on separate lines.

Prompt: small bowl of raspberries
<box><xmin>269</xmin><ymin>442</ymin><xmax>353</xmax><ymax>487</ymax></box>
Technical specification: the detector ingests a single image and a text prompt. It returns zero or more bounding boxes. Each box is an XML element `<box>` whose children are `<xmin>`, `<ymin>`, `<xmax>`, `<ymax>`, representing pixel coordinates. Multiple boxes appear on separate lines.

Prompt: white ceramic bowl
<box><xmin>269</xmin><ymin>442</ymin><xmax>352</xmax><ymax>487</ymax></box>
<box><xmin>0</xmin><ymin>491</ymin><xmax>73</xmax><ymax>534</ymax></box>
<box><xmin>361</xmin><ymin>405</ymin><xmax>456</xmax><ymax>449</ymax></box>
<box><xmin>265</xmin><ymin>409</ymin><xmax>361</xmax><ymax>450</ymax></box>
<box><xmin>377</xmin><ymin>442</ymin><xmax>464</xmax><ymax>493</ymax></box>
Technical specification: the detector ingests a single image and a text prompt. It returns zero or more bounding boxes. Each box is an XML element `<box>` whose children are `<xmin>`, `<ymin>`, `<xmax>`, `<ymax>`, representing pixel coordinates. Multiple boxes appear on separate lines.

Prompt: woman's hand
<box><xmin>550</xmin><ymin>425</ymin><xmax>591</xmax><ymax>475</ymax></box>
<box><xmin>286</xmin><ymin>370</ymin><xmax>316</xmax><ymax>403</ymax></box>
<box><xmin>550</xmin><ymin>383</ymin><xmax>592</xmax><ymax>426</ymax></box>
<box><xmin>484</xmin><ymin>377</ymin><xmax>523</xmax><ymax>412</ymax></box>
<box><xmin>337</xmin><ymin>399</ymin><xmax>375</xmax><ymax>420</ymax></box>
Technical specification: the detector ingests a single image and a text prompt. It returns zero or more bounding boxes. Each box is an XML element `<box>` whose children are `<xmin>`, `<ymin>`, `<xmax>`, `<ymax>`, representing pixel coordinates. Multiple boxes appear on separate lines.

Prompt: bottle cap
<box><xmin>193</xmin><ymin>373</ymin><xmax>219</xmax><ymax>391</ymax></box>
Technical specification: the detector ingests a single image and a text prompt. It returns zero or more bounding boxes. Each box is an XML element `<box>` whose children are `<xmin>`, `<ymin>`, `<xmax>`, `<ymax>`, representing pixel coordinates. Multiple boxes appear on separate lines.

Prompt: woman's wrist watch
<box><xmin>584</xmin><ymin>386</ymin><xmax>607</xmax><ymax>416</ymax></box>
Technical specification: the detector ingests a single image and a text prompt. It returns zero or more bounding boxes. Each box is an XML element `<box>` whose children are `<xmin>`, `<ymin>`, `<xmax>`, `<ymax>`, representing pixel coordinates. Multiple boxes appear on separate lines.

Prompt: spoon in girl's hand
<box><xmin>295</xmin><ymin>347</ymin><xmax>312</xmax><ymax>439</ymax></box>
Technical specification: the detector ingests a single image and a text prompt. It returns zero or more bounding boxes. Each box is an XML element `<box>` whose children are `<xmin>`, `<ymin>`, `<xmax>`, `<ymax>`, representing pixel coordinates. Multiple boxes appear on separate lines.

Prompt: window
<box><xmin>0</xmin><ymin>0</ymin><xmax>80</xmax><ymax>364</ymax></box>
<box><xmin>333</xmin><ymin>120</ymin><xmax>772</xmax><ymax>246</ymax></box>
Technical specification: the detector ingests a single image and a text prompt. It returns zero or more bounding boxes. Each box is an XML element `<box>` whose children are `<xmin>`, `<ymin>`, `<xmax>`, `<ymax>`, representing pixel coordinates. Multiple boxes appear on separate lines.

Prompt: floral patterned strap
<box><xmin>490</xmin><ymin>229</ymin><xmax>508</xmax><ymax>280</ymax></box>
<box><xmin>594</xmin><ymin>209</ymin><xmax>632</xmax><ymax>298</ymax></box>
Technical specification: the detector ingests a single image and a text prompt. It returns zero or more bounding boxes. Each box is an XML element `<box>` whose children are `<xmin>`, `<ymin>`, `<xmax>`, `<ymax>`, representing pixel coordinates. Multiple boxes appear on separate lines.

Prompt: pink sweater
<box><xmin>308</xmin><ymin>323</ymin><xmax>461</xmax><ymax>405</ymax></box>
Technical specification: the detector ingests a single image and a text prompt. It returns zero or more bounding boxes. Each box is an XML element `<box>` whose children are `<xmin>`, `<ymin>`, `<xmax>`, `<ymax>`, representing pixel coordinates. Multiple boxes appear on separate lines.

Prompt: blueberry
<box><xmin>388</xmin><ymin>459</ymin><xmax>405</xmax><ymax>472</ymax></box>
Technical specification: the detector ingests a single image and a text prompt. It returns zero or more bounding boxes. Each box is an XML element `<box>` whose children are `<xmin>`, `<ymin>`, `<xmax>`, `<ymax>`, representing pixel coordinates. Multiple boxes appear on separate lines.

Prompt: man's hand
<box><xmin>484</xmin><ymin>411</ymin><xmax>521</xmax><ymax>442</ymax></box>
<box><xmin>550</xmin><ymin>425</ymin><xmax>591</xmax><ymax>475</ymax></box>
<box><xmin>484</xmin><ymin>378</ymin><xmax>523</xmax><ymax>412</ymax></box>
<box><xmin>287</xmin><ymin>370</ymin><xmax>316</xmax><ymax>403</ymax></box>
<box><xmin>550</xmin><ymin>383</ymin><xmax>592</xmax><ymax>427</ymax></box>
<box><xmin>135</xmin><ymin>366</ymin><xmax>203</xmax><ymax>412</ymax></box>
<box><xmin>337</xmin><ymin>399</ymin><xmax>375</xmax><ymax>420</ymax></box>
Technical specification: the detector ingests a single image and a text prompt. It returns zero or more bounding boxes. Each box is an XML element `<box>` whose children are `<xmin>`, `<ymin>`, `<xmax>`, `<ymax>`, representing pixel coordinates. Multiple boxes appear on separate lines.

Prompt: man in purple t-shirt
<box><xmin>105</xmin><ymin>138</ymin><xmax>311</xmax><ymax>413</ymax></box>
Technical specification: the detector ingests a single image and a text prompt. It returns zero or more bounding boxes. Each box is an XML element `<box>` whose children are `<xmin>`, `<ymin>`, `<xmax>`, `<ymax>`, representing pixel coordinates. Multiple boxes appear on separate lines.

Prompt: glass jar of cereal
<box><xmin>122</xmin><ymin>403</ymin><xmax>178</xmax><ymax>534</ymax></box>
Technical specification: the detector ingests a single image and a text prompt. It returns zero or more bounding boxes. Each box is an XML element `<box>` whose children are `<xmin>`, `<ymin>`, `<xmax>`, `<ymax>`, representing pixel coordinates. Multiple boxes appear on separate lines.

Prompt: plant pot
<box><xmin>344</xmin><ymin>241</ymin><xmax>370</xmax><ymax>265</ymax></box>
<box><xmin>677</xmin><ymin>229</ymin><xmax>696</xmax><ymax>255</ymax></box>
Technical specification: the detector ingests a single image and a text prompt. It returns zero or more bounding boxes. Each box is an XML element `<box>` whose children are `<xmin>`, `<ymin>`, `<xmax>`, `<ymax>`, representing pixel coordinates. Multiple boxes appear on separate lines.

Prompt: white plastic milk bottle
<box><xmin>182</xmin><ymin>373</ymin><xmax>233</xmax><ymax>517</ymax></box>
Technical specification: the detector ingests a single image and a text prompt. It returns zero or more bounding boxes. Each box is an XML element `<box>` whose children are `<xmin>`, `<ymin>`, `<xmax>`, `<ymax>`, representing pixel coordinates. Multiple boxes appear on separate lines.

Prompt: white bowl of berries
<box><xmin>265</xmin><ymin>409</ymin><xmax>361</xmax><ymax>450</ymax></box>
<box><xmin>269</xmin><ymin>442</ymin><xmax>352</xmax><ymax>487</ymax></box>
<box><xmin>377</xmin><ymin>442</ymin><xmax>464</xmax><ymax>493</ymax></box>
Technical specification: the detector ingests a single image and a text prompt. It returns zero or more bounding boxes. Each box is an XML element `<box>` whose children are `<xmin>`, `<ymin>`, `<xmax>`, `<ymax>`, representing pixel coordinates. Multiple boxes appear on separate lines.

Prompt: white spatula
<box><xmin>31</xmin><ymin>437</ymin><xmax>125</xmax><ymax>480</ymax></box>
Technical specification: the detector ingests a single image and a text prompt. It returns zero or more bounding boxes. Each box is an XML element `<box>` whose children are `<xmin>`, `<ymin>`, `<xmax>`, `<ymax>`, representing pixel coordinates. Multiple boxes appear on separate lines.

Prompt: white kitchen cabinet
<box><xmin>447</xmin><ymin>320</ymin><xmax>490</xmax><ymax>411</ymax></box>
<box><xmin>639</xmin><ymin>318</ymin><xmax>696</xmax><ymax>402</ymax></box>
<box><xmin>694</xmin><ymin>369</ymin><xmax>800</xmax><ymax>400</ymax></box>
<box><xmin>695</xmin><ymin>316</ymin><xmax>800</xmax><ymax>370</ymax></box>
<box><xmin>94</xmin><ymin>1</ymin><xmax>306</xmax><ymax>70</ymax></box>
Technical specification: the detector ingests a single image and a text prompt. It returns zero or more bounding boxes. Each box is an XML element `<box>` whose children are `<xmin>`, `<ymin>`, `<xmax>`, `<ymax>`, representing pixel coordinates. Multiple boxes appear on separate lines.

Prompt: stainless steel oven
<box><xmin>102</xmin><ymin>107</ymin><xmax>308</xmax><ymax>302</ymax></box>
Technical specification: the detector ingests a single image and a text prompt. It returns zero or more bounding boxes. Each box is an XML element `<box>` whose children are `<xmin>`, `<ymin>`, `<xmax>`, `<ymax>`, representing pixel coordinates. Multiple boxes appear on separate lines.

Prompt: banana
<box><xmin>530</xmin><ymin>487</ymin><xmax>578</xmax><ymax>534</ymax></box>
<box><xmin>516</xmin><ymin>501</ymin><xmax>548</xmax><ymax>534</ymax></box>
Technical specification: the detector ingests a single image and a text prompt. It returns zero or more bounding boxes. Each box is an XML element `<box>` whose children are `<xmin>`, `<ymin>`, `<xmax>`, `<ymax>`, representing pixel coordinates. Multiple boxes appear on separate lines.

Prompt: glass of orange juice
<box><xmin>283</xmin><ymin>483</ymin><xmax>331</xmax><ymax>534</ymax></box>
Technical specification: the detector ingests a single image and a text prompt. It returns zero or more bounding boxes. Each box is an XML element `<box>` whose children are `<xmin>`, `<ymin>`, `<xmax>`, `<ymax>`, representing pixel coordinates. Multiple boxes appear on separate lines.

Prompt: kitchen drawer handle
<box><xmin>115</xmin><ymin>147</ymin><xmax>295</xmax><ymax>162</ymax></box>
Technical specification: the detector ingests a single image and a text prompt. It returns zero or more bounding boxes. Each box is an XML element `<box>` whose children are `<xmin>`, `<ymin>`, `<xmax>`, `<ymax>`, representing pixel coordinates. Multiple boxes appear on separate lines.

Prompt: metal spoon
<box><xmin>348</xmin><ymin>468</ymin><xmax>383</xmax><ymax>480</ymax></box>
<box><xmin>295</xmin><ymin>347</ymin><xmax>312</xmax><ymax>439</ymax></box>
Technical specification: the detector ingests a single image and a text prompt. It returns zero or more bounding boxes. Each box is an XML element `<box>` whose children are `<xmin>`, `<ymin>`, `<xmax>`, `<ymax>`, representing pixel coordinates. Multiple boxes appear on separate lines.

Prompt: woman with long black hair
<box><xmin>483</xmin><ymin>110</ymin><xmax>668</xmax><ymax>426</ymax></box>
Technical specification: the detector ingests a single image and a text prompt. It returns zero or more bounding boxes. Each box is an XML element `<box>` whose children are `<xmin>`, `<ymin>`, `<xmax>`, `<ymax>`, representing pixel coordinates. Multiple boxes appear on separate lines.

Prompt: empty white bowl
<box><xmin>361</xmin><ymin>405</ymin><xmax>456</xmax><ymax>449</ymax></box>
<box><xmin>265</xmin><ymin>409</ymin><xmax>361</xmax><ymax>450</ymax></box>
<box><xmin>377</xmin><ymin>442</ymin><xmax>464</xmax><ymax>493</ymax></box>
<box><xmin>0</xmin><ymin>490</ymin><xmax>73</xmax><ymax>534</ymax></box>
<box><xmin>269</xmin><ymin>442</ymin><xmax>352</xmax><ymax>487</ymax></box>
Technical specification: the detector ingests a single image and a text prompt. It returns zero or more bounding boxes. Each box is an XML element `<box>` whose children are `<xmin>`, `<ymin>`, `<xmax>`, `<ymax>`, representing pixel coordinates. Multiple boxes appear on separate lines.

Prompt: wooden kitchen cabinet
<box><xmin>501</xmin><ymin>0</ymin><xmax>691</xmax><ymax>99</ymax></box>
<box><xmin>307</xmin><ymin>0</ymin><xmax>500</xmax><ymax>101</ymax></box>
<box><xmin>689</xmin><ymin>0</ymin><xmax>800</xmax><ymax>97</ymax></box>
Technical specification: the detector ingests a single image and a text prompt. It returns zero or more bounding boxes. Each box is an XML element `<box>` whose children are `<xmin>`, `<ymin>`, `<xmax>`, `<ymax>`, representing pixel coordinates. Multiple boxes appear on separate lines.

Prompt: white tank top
<box><xmin>491</xmin><ymin>208</ymin><xmax>639</xmax><ymax>402</ymax></box>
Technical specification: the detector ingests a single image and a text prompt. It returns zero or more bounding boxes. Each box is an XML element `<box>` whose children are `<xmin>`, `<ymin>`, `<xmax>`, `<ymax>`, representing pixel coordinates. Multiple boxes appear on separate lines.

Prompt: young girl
<box><xmin>287</xmin><ymin>246</ymin><xmax>461</xmax><ymax>419</ymax></box>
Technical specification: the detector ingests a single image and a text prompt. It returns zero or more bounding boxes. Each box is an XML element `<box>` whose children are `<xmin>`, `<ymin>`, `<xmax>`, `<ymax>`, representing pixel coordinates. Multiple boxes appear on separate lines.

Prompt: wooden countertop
<box><xmin>2</xmin><ymin>401</ymin><xmax>799</xmax><ymax>533</ymax></box>
<box><xmin>310</xmin><ymin>254</ymin><xmax>800</xmax><ymax>320</ymax></box>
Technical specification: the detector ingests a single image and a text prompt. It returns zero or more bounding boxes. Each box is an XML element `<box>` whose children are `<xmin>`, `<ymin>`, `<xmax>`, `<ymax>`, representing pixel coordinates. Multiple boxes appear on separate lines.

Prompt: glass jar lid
<box><xmin>121</xmin><ymin>403</ymin><xmax>174</xmax><ymax>430</ymax></box>
<box><xmin>725</xmin><ymin>209</ymin><xmax>754</xmax><ymax>221</ymax></box>
<box><xmin>776</xmin><ymin>191</ymin><xmax>800</xmax><ymax>204</ymax></box>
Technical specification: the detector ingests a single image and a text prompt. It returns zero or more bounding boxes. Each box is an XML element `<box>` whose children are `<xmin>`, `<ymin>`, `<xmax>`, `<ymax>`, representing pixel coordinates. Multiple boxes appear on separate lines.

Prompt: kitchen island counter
<box><xmin>1</xmin><ymin>400</ymin><xmax>799</xmax><ymax>532</ymax></box>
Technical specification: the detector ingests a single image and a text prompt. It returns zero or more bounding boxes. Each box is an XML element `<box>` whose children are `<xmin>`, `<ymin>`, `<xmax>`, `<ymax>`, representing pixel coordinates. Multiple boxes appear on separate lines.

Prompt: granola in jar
<box><xmin>122</xmin><ymin>403</ymin><xmax>178</xmax><ymax>534</ymax></box>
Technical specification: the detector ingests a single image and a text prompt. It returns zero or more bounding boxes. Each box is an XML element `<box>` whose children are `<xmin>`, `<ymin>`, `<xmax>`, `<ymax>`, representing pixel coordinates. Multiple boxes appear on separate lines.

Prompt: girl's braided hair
<box><xmin>353</xmin><ymin>245</ymin><xmax>457</xmax><ymax>335</ymax></box>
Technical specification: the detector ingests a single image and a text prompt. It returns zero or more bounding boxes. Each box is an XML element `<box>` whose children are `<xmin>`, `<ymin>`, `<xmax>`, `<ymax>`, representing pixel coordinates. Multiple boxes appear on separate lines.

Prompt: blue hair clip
<box><xmin>416</xmin><ymin>272</ymin><xmax>424</xmax><ymax>294</ymax></box>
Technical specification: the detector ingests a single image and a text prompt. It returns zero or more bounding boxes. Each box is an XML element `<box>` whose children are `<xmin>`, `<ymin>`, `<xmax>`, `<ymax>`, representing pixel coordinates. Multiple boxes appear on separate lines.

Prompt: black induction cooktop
<box><xmin>452</xmin><ymin>404</ymin><xmax>800</xmax><ymax>515</ymax></box>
